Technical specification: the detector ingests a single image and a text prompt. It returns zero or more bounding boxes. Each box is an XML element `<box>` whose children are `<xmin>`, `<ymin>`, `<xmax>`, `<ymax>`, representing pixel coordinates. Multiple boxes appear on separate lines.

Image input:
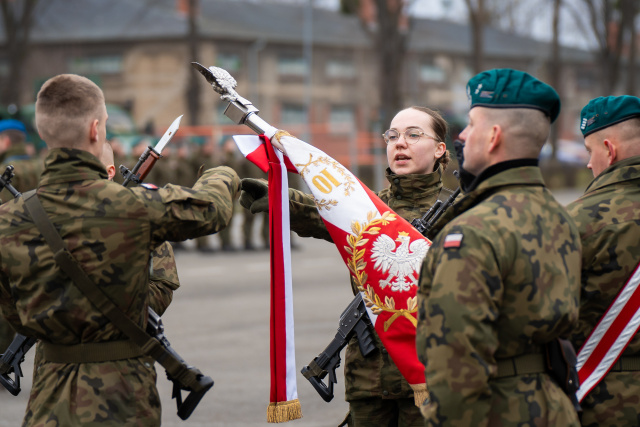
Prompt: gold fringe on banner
<box><xmin>267</xmin><ymin>399</ymin><xmax>303</xmax><ymax>423</ymax></box>
<box><xmin>411</xmin><ymin>383</ymin><xmax>429</xmax><ymax>407</ymax></box>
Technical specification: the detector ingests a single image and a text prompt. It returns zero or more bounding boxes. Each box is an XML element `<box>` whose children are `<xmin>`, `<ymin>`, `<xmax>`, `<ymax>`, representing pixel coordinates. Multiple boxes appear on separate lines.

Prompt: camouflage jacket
<box><xmin>149</xmin><ymin>241</ymin><xmax>180</xmax><ymax>316</ymax></box>
<box><xmin>417</xmin><ymin>162</ymin><xmax>581</xmax><ymax>427</ymax></box>
<box><xmin>290</xmin><ymin>166</ymin><xmax>450</xmax><ymax>401</ymax></box>
<box><xmin>567</xmin><ymin>155</ymin><xmax>640</xmax><ymax>426</ymax></box>
<box><xmin>0</xmin><ymin>143</ymin><xmax>43</xmax><ymax>201</ymax></box>
<box><xmin>0</xmin><ymin>148</ymin><xmax>239</xmax><ymax>426</ymax></box>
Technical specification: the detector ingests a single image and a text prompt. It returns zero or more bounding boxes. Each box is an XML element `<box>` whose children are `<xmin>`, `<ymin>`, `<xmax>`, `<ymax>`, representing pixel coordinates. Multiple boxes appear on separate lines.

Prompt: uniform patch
<box><xmin>141</xmin><ymin>183</ymin><xmax>159</xmax><ymax>190</ymax></box>
<box><xmin>443</xmin><ymin>233</ymin><xmax>463</xmax><ymax>249</ymax></box>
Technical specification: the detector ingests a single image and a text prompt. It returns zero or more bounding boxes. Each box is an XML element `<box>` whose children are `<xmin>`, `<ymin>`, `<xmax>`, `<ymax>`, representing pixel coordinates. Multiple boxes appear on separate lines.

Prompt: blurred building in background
<box><xmin>0</xmin><ymin>0</ymin><xmax>607</xmax><ymax>188</ymax></box>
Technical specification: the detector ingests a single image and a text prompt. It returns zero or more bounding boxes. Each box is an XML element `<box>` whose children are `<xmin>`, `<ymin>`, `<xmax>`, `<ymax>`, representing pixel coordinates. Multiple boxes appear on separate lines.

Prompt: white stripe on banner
<box><xmin>277</xmin><ymin>148</ymin><xmax>298</xmax><ymax>402</ymax></box>
<box><xmin>281</xmin><ymin>136</ymin><xmax>379</xmax><ymax>234</ymax></box>
<box><xmin>576</xmin><ymin>265</ymin><xmax>640</xmax><ymax>401</ymax></box>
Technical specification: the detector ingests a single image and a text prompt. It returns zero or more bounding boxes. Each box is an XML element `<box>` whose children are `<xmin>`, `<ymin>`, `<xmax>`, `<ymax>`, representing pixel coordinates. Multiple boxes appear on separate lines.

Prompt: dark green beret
<box><xmin>466</xmin><ymin>68</ymin><xmax>560</xmax><ymax>123</ymax></box>
<box><xmin>580</xmin><ymin>96</ymin><xmax>640</xmax><ymax>137</ymax></box>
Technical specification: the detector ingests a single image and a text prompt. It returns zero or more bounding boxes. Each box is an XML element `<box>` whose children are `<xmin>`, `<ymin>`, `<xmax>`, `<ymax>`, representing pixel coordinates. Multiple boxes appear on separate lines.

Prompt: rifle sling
<box><xmin>22</xmin><ymin>190</ymin><xmax>199</xmax><ymax>388</ymax></box>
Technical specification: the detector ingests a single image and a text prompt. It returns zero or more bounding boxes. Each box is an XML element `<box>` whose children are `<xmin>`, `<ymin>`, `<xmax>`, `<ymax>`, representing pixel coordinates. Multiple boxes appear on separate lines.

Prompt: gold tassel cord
<box><xmin>267</xmin><ymin>399</ymin><xmax>303</xmax><ymax>423</ymax></box>
<box><xmin>410</xmin><ymin>383</ymin><xmax>430</xmax><ymax>408</ymax></box>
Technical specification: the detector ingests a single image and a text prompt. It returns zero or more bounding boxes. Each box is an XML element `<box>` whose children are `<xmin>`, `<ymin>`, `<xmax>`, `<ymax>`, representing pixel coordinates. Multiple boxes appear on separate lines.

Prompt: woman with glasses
<box><xmin>240</xmin><ymin>106</ymin><xmax>454</xmax><ymax>427</ymax></box>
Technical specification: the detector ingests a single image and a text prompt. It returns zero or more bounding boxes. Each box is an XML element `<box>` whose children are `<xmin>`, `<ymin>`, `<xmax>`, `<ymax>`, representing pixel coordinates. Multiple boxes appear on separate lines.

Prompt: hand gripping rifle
<box><xmin>300</xmin><ymin>293</ymin><xmax>376</xmax><ymax>402</ymax></box>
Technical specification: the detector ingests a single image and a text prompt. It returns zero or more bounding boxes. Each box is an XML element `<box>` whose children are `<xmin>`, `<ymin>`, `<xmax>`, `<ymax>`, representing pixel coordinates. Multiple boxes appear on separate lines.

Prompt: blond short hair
<box><xmin>35</xmin><ymin>74</ymin><xmax>105</xmax><ymax>149</ymax></box>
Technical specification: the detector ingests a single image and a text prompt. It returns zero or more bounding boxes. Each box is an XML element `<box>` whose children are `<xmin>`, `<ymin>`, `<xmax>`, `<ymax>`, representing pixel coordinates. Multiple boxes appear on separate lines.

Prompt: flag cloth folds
<box><xmin>262</xmin><ymin>134</ymin><xmax>302</xmax><ymax>422</ymax></box>
<box><xmin>234</xmin><ymin>132</ymin><xmax>430</xmax><ymax>406</ymax></box>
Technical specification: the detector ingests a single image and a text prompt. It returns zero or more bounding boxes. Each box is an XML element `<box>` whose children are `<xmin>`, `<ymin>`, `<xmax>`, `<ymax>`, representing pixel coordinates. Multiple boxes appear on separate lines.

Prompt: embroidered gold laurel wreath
<box><xmin>345</xmin><ymin>211</ymin><xmax>419</xmax><ymax>331</ymax></box>
<box><xmin>295</xmin><ymin>153</ymin><xmax>356</xmax><ymax>197</ymax></box>
<box><xmin>312</xmin><ymin>197</ymin><xmax>339</xmax><ymax>211</ymax></box>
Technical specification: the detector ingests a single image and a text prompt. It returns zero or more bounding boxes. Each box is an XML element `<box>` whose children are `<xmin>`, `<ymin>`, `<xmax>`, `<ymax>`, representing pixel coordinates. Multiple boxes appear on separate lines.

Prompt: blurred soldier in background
<box><xmin>0</xmin><ymin>118</ymin><xmax>43</xmax><ymax>201</ymax></box>
<box><xmin>568</xmin><ymin>96</ymin><xmax>640</xmax><ymax>427</ymax></box>
<box><xmin>417</xmin><ymin>69</ymin><xmax>581</xmax><ymax>426</ymax></box>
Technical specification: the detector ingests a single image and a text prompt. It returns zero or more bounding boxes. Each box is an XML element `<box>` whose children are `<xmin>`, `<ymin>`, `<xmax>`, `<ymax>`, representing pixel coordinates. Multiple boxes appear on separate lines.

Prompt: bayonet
<box><xmin>120</xmin><ymin>115</ymin><xmax>183</xmax><ymax>187</ymax></box>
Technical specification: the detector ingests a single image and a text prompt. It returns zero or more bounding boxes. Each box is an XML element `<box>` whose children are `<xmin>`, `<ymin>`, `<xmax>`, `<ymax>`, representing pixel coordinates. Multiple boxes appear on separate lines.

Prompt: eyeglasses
<box><xmin>382</xmin><ymin>128</ymin><xmax>440</xmax><ymax>145</ymax></box>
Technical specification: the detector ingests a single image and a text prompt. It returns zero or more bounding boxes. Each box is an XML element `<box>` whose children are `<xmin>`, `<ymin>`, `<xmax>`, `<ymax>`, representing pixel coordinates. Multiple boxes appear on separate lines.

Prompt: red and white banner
<box><xmin>244</xmin><ymin>134</ymin><xmax>302</xmax><ymax>422</ymax></box>
<box><xmin>576</xmin><ymin>260</ymin><xmax>640</xmax><ymax>402</ymax></box>
<box><xmin>234</xmin><ymin>132</ymin><xmax>430</xmax><ymax>406</ymax></box>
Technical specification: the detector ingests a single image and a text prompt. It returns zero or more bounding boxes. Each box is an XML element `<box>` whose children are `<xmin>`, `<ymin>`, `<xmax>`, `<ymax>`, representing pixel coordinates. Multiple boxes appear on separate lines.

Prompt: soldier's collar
<box><xmin>39</xmin><ymin>148</ymin><xmax>108</xmax><ymax>186</ymax></box>
<box><xmin>462</xmin><ymin>158</ymin><xmax>538</xmax><ymax>193</ymax></box>
<box><xmin>585</xmin><ymin>155</ymin><xmax>640</xmax><ymax>193</ymax></box>
<box><xmin>385</xmin><ymin>166</ymin><xmax>443</xmax><ymax>201</ymax></box>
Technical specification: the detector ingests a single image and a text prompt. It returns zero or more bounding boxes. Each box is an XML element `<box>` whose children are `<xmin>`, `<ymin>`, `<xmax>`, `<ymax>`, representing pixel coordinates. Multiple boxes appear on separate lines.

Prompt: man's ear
<box><xmin>89</xmin><ymin>119</ymin><xmax>99</xmax><ymax>142</ymax></box>
<box><xmin>604</xmin><ymin>139</ymin><xmax>617</xmax><ymax>167</ymax></box>
<box><xmin>106</xmin><ymin>164</ymin><xmax>116</xmax><ymax>180</ymax></box>
<box><xmin>487</xmin><ymin>124</ymin><xmax>502</xmax><ymax>153</ymax></box>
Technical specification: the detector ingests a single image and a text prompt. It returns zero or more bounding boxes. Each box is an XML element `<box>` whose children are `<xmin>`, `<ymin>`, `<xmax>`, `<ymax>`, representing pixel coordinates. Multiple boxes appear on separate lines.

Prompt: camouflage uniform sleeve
<box><xmin>132</xmin><ymin>165</ymin><xmax>240</xmax><ymax>246</ymax></box>
<box><xmin>417</xmin><ymin>225</ymin><xmax>501</xmax><ymax>427</ymax></box>
<box><xmin>288</xmin><ymin>188</ymin><xmax>333</xmax><ymax>243</ymax></box>
<box><xmin>148</xmin><ymin>241</ymin><xmax>179</xmax><ymax>316</ymax></box>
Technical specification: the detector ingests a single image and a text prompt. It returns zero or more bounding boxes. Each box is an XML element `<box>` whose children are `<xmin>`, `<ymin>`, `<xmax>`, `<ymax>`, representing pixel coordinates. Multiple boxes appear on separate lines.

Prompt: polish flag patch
<box><xmin>140</xmin><ymin>183</ymin><xmax>159</xmax><ymax>190</ymax></box>
<box><xmin>443</xmin><ymin>233</ymin><xmax>463</xmax><ymax>249</ymax></box>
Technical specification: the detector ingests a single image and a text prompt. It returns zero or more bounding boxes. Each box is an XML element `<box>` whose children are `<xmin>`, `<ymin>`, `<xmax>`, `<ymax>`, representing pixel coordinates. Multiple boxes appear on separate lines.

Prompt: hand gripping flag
<box><xmin>234</xmin><ymin>132</ymin><xmax>430</xmax><ymax>407</ymax></box>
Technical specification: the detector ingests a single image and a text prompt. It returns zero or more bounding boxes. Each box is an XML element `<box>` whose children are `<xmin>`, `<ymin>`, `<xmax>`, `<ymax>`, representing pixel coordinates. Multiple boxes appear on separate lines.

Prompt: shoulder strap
<box><xmin>21</xmin><ymin>191</ymin><xmax>191</xmax><ymax>379</ymax></box>
<box><xmin>575</xmin><ymin>259</ymin><xmax>640</xmax><ymax>402</ymax></box>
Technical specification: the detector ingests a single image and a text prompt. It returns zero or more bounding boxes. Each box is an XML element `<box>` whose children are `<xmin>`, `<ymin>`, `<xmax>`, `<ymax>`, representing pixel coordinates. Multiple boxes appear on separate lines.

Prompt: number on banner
<box><xmin>312</xmin><ymin>169</ymin><xmax>341</xmax><ymax>194</ymax></box>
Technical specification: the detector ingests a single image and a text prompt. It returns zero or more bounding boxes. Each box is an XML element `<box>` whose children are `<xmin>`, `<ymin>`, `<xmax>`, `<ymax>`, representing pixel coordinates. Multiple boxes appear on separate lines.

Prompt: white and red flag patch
<box><xmin>443</xmin><ymin>233</ymin><xmax>463</xmax><ymax>249</ymax></box>
<box><xmin>234</xmin><ymin>132</ymin><xmax>431</xmax><ymax>408</ymax></box>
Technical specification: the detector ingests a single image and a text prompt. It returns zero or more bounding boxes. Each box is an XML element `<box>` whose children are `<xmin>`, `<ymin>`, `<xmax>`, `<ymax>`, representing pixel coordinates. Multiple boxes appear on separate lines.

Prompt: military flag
<box><xmin>234</xmin><ymin>132</ymin><xmax>430</xmax><ymax>407</ymax></box>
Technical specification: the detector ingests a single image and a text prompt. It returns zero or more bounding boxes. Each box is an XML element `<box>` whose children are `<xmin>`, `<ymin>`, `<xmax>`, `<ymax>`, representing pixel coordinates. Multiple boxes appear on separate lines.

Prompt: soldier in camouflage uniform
<box><xmin>0</xmin><ymin>119</ymin><xmax>44</xmax><ymax>201</ymax></box>
<box><xmin>0</xmin><ymin>74</ymin><xmax>239</xmax><ymax>426</ymax></box>
<box><xmin>417</xmin><ymin>69</ymin><xmax>582</xmax><ymax>426</ymax></box>
<box><xmin>0</xmin><ymin>119</ymin><xmax>43</xmax><ymax>357</ymax></box>
<box><xmin>241</xmin><ymin>106</ymin><xmax>453</xmax><ymax>426</ymax></box>
<box><xmin>567</xmin><ymin>96</ymin><xmax>640</xmax><ymax>427</ymax></box>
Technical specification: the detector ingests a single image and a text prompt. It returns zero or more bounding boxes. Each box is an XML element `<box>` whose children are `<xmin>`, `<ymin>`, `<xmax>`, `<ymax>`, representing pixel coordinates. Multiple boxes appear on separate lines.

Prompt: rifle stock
<box><xmin>301</xmin><ymin>293</ymin><xmax>375</xmax><ymax>402</ymax></box>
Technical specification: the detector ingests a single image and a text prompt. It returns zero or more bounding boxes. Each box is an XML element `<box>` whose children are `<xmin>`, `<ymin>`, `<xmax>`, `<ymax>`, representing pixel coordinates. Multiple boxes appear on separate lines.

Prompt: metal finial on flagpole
<box><xmin>191</xmin><ymin>62</ymin><xmax>276</xmax><ymax>138</ymax></box>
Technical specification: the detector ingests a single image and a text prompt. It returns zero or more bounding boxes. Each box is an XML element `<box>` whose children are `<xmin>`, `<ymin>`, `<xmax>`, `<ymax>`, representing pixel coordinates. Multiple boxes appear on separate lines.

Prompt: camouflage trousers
<box><xmin>580</xmin><ymin>371</ymin><xmax>640</xmax><ymax>427</ymax></box>
<box><xmin>23</xmin><ymin>356</ymin><xmax>161</xmax><ymax>426</ymax></box>
<box><xmin>341</xmin><ymin>397</ymin><xmax>424</xmax><ymax>427</ymax></box>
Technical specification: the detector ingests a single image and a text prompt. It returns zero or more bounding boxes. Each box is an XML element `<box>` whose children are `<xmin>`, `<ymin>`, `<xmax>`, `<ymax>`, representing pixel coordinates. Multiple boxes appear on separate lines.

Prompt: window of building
<box><xmin>216</xmin><ymin>52</ymin><xmax>241</xmax><ymax>72</ymax></box>
<box><xmin>419</xmin><ymin>63</ymin><xmax>446</xmax><ymax>84</ymax></box>
<box><xmin>329</xmin><ymin>105</ymin><xmax>355</xmax><ymax>133</ymax></box>
<box><xmin>326</xmin><ymin>58</ymin><xmax>355</xmax><ymax>79</ymax></box>
<box><xmin>278</xmin><ymin>56</ymin><xmax>307</xmax><ymax>77</ymax></box>
<box><xmin>68</xmin><ymin>55</ymin><xmax>123</xmax><ymax>75</ymax></box>
<box><xmin>281</xmin><ymin>103</ymin><xmax>307</xmax><ymax>125</ymax></box>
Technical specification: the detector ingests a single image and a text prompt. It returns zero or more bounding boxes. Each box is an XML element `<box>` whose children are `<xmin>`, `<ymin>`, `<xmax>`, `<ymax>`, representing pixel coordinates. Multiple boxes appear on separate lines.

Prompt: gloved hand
<box><xmin>239</xmin><ymin>178</ymin><xmax>269</xmax><ymax>214</ymax></box>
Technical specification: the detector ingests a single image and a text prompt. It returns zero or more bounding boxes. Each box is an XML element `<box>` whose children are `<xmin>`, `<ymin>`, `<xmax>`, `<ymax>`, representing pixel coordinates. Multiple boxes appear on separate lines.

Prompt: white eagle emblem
<box><xmin>371</xmin><ymin>231</ymin><xmax>429</xmax><ymax>292</ymax></box>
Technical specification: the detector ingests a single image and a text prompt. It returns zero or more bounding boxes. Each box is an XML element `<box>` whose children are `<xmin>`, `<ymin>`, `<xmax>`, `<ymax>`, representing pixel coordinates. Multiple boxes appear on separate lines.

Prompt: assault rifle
<box><xmin>301</xmin><ymin>293</ymin><xmax>375</xmax><ymax>402</ymax></box>
<box><xmin>0</xmin><ymin>165</ymin><xmax>22</xmax><ymax>198</ymax></box>
<box><xmin>411</xmin><ymin>170</ymin><xmax>460</xmax><ymax>238</ymax></box>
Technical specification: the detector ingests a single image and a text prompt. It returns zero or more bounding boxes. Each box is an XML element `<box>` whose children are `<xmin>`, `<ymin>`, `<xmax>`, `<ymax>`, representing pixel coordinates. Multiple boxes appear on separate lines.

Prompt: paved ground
<box><xmin>1</xmin><ymin>221</ymin><xmax>352</xmax><ymax>427</ymax></box>
<box><xmin>0</xmin><ymin>188</ymin><xmax>584</xmax><ymax>426</ymax></box>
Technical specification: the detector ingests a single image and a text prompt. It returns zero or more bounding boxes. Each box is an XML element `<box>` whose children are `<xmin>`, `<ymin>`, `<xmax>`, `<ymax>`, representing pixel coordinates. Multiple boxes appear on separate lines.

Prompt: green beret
<box><xmin>467</xmin><ymin>68</ymin><xmax>561</xmax><ymax>123</ymax></box>
<box><xmin>580</xmin><ymin>96</ymin><xmax>640</xmax><ymax>137</ymax></box>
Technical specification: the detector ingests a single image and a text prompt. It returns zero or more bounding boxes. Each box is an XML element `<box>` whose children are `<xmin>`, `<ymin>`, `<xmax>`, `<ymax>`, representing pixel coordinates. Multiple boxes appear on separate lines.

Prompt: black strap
<box><xmin>22</xmin><ymin>190</ymin><xmax>199</xmax><ymax>387</ymax></box>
